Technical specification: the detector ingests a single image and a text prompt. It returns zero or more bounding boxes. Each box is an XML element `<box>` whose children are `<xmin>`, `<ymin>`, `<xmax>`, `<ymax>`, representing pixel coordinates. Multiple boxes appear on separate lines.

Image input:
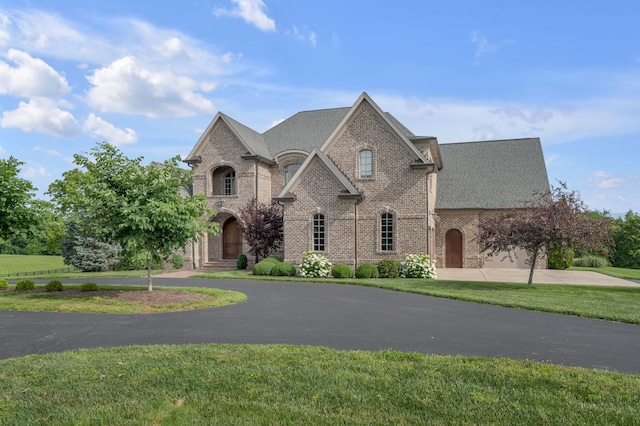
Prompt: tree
<box><xmin>238</xmin><ymin>198</ymin><xmax>283</xmax><ymax>261</ymax></box>
<box><xmin>61</xmin><ymin>220</ymin><xmax>121</xmax><ymax>272</ymax></box>
<box><xmin>51</xmin><ymin>142</ymin><xmax>219</xmax><ymax>290</ymax></box>
<box><xmin>0</xmin><ymin>157</ymin><xmax>39</xmax><ymax>243</ymax></box>
<box><xmin>612</xmin><ymin>211</ymin><xmax>640</xmax><ymax>269</ymax></box>
<box><xmin>479</xmin><ymin>182</ymin><xmax>613</xmax><ymax>285</ymax></box>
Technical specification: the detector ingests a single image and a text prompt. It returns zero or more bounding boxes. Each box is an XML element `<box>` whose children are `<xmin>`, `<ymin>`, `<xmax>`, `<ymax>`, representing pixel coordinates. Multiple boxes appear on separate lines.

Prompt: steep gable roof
<box><xmin>320</xmin><ymin>92</ymin><xmax>431</xmax><ymax>166</ymax></box>
<box><xmin>184</xmin><ymin>112</ymin><xmax>269</xmax><ymax>162</ymax></box>
<box><xmin>435</xmin><ymin>138</ymin><xmax>549</xmax><ymax>210</ymax></box>
<box><xmin>274</xmin><ymin>148</ymin><xmax>362</xmax><ymax>201</ymax></box>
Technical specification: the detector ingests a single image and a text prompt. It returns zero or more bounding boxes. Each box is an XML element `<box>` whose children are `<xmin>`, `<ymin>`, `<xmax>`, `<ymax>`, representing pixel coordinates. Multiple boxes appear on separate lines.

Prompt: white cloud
<box><xmin>285</xmin><ymin>25</ymin><xmax>317</xmax><ymax>46</ymax></box>
<box><xmin>470</xmin><ymin>31</ymin><xmax>497</xmax><ymax>58</ymax></box>
<box><xmin>0</xmin><ymin>98</ymin><xmax>79</xmax><ymax>138</ymax></box>
<box><xmin>86</xmin><ymin>56</ymin><xmax>215</xmax><ymax>118</ymax></box>
<box><xmin>591</xmin><ymin>171</ymin><xmax>625</xmax><ymax>189</ymax></box>
<box><xmin>0</xmin><ymin>49</ymin><xmax>70</xmax><ymax>98</ymax></box>
<box><xmin>22</xmin><ymin>164</ymin><xmax>50</xmax><ymax>178</ymax></box>
<box><xmin>33</xmin><ymin>146</ymin><xmax>63</xmax><ymax>157</ymax></box>
<box><xmin>0</xmin><ymin>146</ymin><xmax>6</xmax><ymax>156</ymax></box>
<box><xmin>214</xmin><ymin>0</ymin><xmax>276</xmax><ymax>32</ymax></box>
<box><xmin>83</xmin><ymin>113</ymin><xmax>137</xmax><ymax>146</ymax></box>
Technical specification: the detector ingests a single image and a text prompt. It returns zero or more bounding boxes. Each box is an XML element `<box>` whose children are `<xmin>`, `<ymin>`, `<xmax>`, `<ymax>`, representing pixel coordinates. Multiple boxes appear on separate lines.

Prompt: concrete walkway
<box><xmin>157</xmin><ymin>268</ymin><xmax>638</xmax><ymax>287</ymax></box>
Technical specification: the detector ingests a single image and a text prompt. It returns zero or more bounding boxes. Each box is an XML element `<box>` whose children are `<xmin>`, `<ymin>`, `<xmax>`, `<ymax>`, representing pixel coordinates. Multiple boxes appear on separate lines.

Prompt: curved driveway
<box><xmin>1</xmin><ymin>278</ymin><xmax>639</xmax><ymax>374</ymax></box>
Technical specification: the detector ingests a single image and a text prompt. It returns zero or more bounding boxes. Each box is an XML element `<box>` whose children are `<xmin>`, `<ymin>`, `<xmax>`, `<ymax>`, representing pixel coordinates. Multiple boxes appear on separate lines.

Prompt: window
<box><xmin>360</xmin><ymin>149</ymin><xmax>373</xmax><ymax>178</ymax></box>
<box><xmin>224</xmin><ymin>170</ymin><xmax>236</xmax><ymax>196</ymax></box>
<box><xmin>313</xmin><ymin>213</ymin><xmax>325</xmax><ymax>251</ymax></box>
<box><xmin>284</xmin><ymin>163</ymin><xmax>301</xmax><ymax>185</ymax></box>
<box><xmin>381</xmin><ymin>213</ymin><xmax>394</xmax><ymax>251</ymax></box>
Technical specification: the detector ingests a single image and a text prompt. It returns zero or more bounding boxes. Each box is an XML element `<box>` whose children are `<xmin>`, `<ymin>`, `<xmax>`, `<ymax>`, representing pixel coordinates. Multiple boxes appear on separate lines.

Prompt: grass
<box><xmin>196</xmin><ymin>270</ymin><xmax>640</xmax><ymax>324</ymax></box>
<box><xmin>0</xmin><ymin>254</ymin><xmax>67</xmax><ymax>275</ymax></box>
<box><xmin>571</xmin><ymin>266</ymin><xmax>640</xmax><ymax>280</ymax></box>
<box><xmin>0</xmin><ymin>285</ymin><xmax>245</xmax><ymax>313</ymax></box>
<box><xmin>0</xmin><ymin>344</ymin><xmax>638</xmax><ymax>425</ymax></box>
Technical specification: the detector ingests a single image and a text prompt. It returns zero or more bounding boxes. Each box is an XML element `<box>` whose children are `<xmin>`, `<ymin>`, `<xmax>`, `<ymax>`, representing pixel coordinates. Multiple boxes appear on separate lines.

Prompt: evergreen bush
<box><xmin>355</xmin><ymin>263</ymin><xmax>379</xmax><ymax>279</ymax></box>
<box><xmin>171</xmin><ymin>254</ymin><xmax>184</xmax><ymax>269</ymax></box>
<box><xmin>236</xmin><ymin>254</ymin><xmax>248</xmax><ymax>270</ymax></box>
<box><xmin>45</xmin><ymin>280</ymin><xmax>64</xmax><ymax>292</ymax></box>
<box><xmin>80</xmin><ymin>282</ymin><xmax>99</xmax><ymax>292</ymax></box>
<box><xmin>15</xmin><ymin>280</ymin><xmax>35</xmax><ymax>291</ymax></box>
<box><xmin>0</xmin><ymin>278</ymin><xmax>8</xmax><ymax>290</ymax></box>
<box><xmin>331</xmin><ymin>264</ymin><xmax>353</xmax><ymax>278</ymax></box>
<box><xmin>271</xmin><ymin>262</ymin><xmax>297</xmax><ymax>276</ymax></box>
<box><xmin>548</xmin><ymin>247</ymin><xmax>574</xmax><ymax>270</ymax></box>
<box><xmin>253</xmin><ymin>258</ymin><xmax>280</xmax><ymax>276</ymax></box>
<box><xmin>377</xmin><ymin>259</ymin><xmax>400</xmax><ymax>278</ymax></box>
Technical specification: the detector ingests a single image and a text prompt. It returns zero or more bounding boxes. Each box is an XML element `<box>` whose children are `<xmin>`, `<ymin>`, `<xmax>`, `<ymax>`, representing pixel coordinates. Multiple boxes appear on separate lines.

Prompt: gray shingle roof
<box><xmin>263</xmin><ymin>107</ymin><xmax>350</xmax><ymax>156</ymax></box>
<box><xmin>435</xmin><ymin>138</ymin><xmax>550</xmax><ymax>210</ymax></box>
<box><xmin>219</xmin><ymin>113</ymin><xmax>271</xmax><ymax>159</ymax></box>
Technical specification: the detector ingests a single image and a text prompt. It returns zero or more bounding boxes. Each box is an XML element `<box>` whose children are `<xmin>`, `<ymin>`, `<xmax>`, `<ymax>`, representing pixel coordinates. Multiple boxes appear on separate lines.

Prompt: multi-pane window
<box><xmin>360</xmin><ymin>149</ymin><xmax>373</xmax><ymax>178</ymax></box>
<box><xmin>284</xmin><ymin>163</ymin><xmax>301</xmax><ymax>185</ymax></box>
<box><xmin>224</xmin><ymin>170</ymin><xmax>236</xmax><ymax>196</ymax></box>
<box><xmin>313</xmin><ymin>213</ymin><xmax>325</xmax><ymax>251</ymax></box>
<box><xmin>381</xmin><ymin>213</ymin><xmax>394</xmax><ymax>251</ymax></box>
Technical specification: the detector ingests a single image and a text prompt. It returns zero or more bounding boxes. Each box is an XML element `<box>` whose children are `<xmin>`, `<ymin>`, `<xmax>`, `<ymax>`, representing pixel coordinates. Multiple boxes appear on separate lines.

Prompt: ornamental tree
<box><xmin>479</xmin><ymin>182</ymin><xmax>613</xmax><ymax>285</ymax></box>
<box><xmin>51</xmin><ymin>142</ymin><xmax>219</xmax><ymax>290</ymax></box>
<box><xmin>612</xmin><ymin>211</ymin><xmax>640</xmax><ymax>269</ymax></box>
<box><xmin>238</xmin><ymin>198</ymin><xmax>283</xmax><ymax>261</ymax></box>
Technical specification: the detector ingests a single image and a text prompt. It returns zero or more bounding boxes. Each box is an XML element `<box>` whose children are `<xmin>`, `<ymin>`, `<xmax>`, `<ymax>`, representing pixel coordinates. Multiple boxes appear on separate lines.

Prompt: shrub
<box><xmin>548</xmin><ymin>246</ymin><xmax>574</xmax><ymax>270</ymax></box>
<box><xmin>271</xmin><ymin>262</ymin><xmax>297</xmax><ymax>276</ymax></box>
<box><xmin>171</xmin><ymin>254</ymin><xmax>184</xmax><ymax>269</ymax></box>
<box><xmin>573</xmin><ymin>255</ymin><xmax>610</xmax><ymax>268</ymax></box>
<box><xmin>236</xmin><ymin>254</ymin><xmax>248</xmax><ymax>270</ymax></box>
<box><xmin>355</xmin><ymin>263</ymin><xmax>379</xmax><ymax>279</ymax></box>
<box><xmin>80</xmin><ymin>282</ymin><xmax>99</xmax><ymax>292</ymax></box>
<box><xmin>253</xmin><ymin>258</ymin><xmax>281</xmax><ymax>276</ymax></box>
<box><xmin>45</xmin><ymin>280</ymin><xmax>64</xmax><ymax>292</ymax></box>
<box><xmin>298</xmin><ymin>252</ymin><xmax>332</xmax><ymax>278</ymax></box>
<box><xmin>400</xmin><ymin>253</ymin><xmax>437</xmax><ymax>279</ymax></box>
<box><xmin>15</xmin><ymin>280</ymin><xmax>35</xmax><ymax>291</ymax></box>
<box><xmin>331</xmin><ymin>264</ymin><xmax>353</xmax><ymax>278</ymax></box>
<box><xmin>0</xmin><ymin>278</ymin><xmax>8</xmax><ymax>290</ymax></box>
<box><xmin>377</xmin><ymin>259</ymin><xmax>400</xmax><ymax>278</ymax></box>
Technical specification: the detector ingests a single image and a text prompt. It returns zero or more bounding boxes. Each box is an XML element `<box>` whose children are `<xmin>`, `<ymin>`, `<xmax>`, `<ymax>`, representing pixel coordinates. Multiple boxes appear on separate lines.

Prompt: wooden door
<box><xmin>445</xmin><ymin>229</ymin><xmax>463</xmax><ymax>268</ymax></box>
<box><xmin>223</xmin><ymin>218</ymin><xmax>243</xmax><ymax>259</ymax></box>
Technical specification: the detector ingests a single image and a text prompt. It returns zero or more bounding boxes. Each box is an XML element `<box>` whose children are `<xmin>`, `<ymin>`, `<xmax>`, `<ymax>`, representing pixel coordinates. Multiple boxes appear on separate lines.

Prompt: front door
<box><xmin>445</xmin><ymin>229</ymin><xmax>463</xmax><ymax>268</ymax></box>
<box><xmin>223</xmin><ymin>218</ymin><xmax>243</xmax><ymax>259</ymax></box>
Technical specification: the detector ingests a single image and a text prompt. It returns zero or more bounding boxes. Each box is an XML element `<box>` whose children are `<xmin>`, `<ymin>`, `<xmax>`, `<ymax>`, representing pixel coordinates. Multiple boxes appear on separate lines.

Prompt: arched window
<box><xmin>313</xmin><ymin>213</ymin><xmax>325</xmax><ymax>251</ymax></box>
<box><xmin>212</xmin><ymin>166</ymin><xmax>237</xmax><ymax>196</ymax></box>
<box><xmin>284</xmin><ymin>163</ymin><xmax>301</xmax><ymax>185</ymax></box>
<box><xmin>359</xmin><ymin>149</ymin><xmax>373</xmax><ymax>178</ymax></box>
<box><xmin>381</xmin><ymin>212</ymin><xmax>394</xmax><ymax>251</ymax></box>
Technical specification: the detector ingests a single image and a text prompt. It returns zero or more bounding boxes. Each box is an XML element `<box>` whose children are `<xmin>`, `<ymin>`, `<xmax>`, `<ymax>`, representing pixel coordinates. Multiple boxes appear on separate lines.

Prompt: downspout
<box><xmin>254</xmin><ymin>160</ymin><xmax>259</xmax><ymax>264</ymax></box>
<box><xmin>354</xmin><ymin>201</ymin><xmax>358</xmax><ymax>274</ymax></box>
<box><xmin>425</xmin><ymin>167</ymin><xmax>435</xmax><ymax>257</ymax></box>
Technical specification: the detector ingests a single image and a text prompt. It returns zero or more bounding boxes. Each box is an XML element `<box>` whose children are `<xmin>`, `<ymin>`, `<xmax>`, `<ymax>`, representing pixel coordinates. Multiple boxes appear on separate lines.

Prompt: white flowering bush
<box><xmin>298</xmin><ymin>251</ymin><xmax>332</xmax><ymax>278</ymax></box>
<box><xmin>400</xmin><ymin>253</ymin><xmax>437</xmax><ymax>279</ymax></box>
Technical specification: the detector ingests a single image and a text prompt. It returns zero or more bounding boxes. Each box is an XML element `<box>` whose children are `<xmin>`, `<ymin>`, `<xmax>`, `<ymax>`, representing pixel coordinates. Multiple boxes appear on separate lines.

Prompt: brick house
<box><xmin>184</xmin><ymin>92</ymin><xmax>549</xmax><ymax>270</ymax></box>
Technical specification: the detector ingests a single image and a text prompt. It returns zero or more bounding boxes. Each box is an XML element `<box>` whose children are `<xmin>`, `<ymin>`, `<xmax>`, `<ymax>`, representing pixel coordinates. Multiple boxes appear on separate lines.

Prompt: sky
<box><xmin>1</xmin><ymin>0</ymin><xmax>639</xmax><ymax>214</ymax></box>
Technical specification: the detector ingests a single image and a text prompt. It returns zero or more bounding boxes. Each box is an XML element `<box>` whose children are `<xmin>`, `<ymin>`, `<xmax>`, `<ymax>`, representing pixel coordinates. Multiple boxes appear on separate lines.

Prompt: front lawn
<box><xmin>1</xmin><ymin>344</ymin><xmax>638</xmax><ymax>425</ymax></box>
<box><xmin>571</xmin><ymin>266</ymin><xmax>640</xmax><ymax>280</ymax></box>
<box><xmin>195</xmin><ymin>270</ymin><xmax>640</xmax><ymax>324</ymax></box>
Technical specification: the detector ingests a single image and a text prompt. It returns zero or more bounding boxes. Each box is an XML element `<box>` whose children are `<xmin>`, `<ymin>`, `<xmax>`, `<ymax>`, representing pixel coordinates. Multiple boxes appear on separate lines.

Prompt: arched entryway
<box><xmin>222</xmin><ymin>217</ymin><xmax>243</xmax><ymax>259</ymax></box>
<box><xmin>445</xmin><ymin>229</ymin><xmax>463</xmax><ymax>268</ymax></box>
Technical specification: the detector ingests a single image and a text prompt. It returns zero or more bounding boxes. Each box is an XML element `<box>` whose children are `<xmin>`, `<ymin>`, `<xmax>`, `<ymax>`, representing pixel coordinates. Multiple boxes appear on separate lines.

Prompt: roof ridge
<box><xmin>441</xmin><ymin>137</ymin><xmax>540</xmax><ymax>146</ymax></box>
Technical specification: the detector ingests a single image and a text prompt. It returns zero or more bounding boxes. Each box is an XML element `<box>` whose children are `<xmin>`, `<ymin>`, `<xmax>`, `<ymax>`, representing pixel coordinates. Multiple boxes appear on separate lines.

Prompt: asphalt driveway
<box><xmin>1</xmin><ymin>277</ymin><xmax>639</xmax><ymax>374</ymax></box>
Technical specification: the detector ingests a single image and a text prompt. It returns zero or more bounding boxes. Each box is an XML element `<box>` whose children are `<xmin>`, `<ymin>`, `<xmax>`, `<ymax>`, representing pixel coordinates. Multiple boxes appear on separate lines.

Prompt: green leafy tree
<box><xmin>612</xmin><ymin>211</ymin><xmax>640</xmax><ymax>269</ymax></box>
<box><xmin>52</xmin><ymin>142</ymin><xmax>219</xmax><ymax>290</ymax></box>
<box><xmin>0</xmin><ymin>157</ymin><xmax>38</xmax><ymax>243</ymax></box>
<box><xmin>479</xmin><ymin>182</ymin><xmax>613</xmax><ymax>285</ymax></box>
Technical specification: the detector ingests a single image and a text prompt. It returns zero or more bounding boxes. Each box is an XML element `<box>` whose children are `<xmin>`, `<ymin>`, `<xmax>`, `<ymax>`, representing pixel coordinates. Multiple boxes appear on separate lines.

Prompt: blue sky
<box><xmin>1</xmin><ymin>0</ymin><xmax>639</xmax><ymax>214</ymax></box>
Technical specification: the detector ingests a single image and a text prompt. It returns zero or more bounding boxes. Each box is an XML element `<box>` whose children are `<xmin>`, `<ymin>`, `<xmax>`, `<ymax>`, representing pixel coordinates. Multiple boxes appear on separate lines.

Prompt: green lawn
<box><xmin>0</xmin><ymin>255</ymin><xmax>68</xmax><ymax>275</ymax></box>
<box><xmin>196</xmin><ymin>270</ymin><xmax>640</xmax><ymax>324</ymax></box>
<box><xmin>0</xmin><ymin>285</ymin><xmax>245</xmax><ymax>313</ymax></box>
<box><xmin>0</xmin><ymin>345</ymin><xmax>638</xmax><ymax>425</ymax></box>
<box><xmin>571</xmin><ymin>266</ymin><xmax>640</xmax><ymax>280</ymax></box>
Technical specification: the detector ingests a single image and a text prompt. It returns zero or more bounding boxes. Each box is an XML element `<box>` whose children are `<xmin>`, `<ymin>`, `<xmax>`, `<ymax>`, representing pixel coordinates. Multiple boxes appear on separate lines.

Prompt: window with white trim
<box><xmin>359</xmin><ymin>149</ymin><xmax>373</xmax><ymax>178</ymax></box>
